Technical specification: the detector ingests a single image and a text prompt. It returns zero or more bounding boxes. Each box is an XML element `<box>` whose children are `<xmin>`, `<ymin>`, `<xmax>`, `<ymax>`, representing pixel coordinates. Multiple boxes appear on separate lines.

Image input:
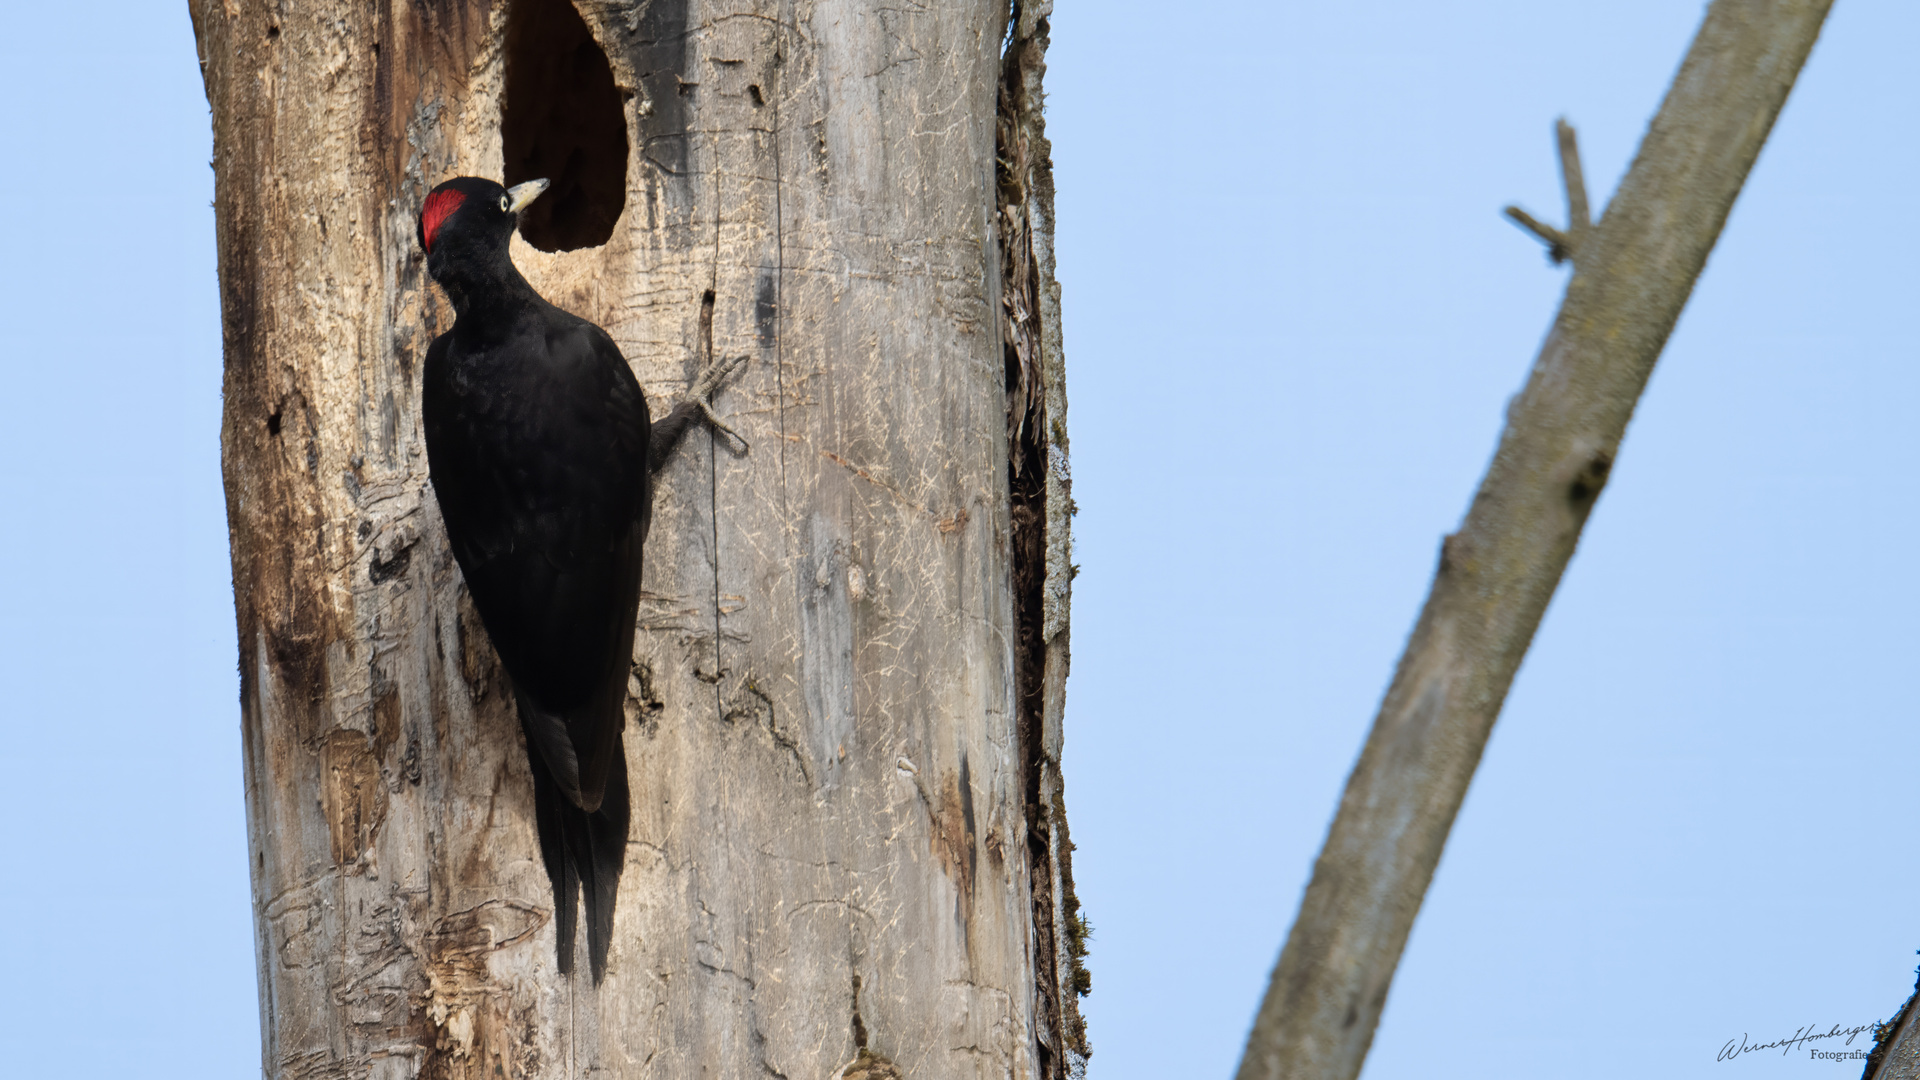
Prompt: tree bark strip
<box><xmin>1235</xmin><ymin>4</ymin><xmax>1833</xmax><ymax>1079</ymax></box>
<box><xmin>192</xmin><ymin>0</ymin><xmax>1078</xmax><ymax>1076</ymax></box>
<box><xmin>998</xmin><ymin>5</ymin><xmax>1088</xmax><ymax>1075</ymax></box>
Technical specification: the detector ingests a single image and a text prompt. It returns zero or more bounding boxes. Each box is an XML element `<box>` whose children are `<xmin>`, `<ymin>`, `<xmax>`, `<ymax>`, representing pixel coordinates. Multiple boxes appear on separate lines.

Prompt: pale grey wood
<box><xmin>191</xmin><ymin>0</ymin><xmax>1079</xmax><ymax>1076</ymax></box>
<box><xmin>1233</xmin><ymin>4</ymin><xmax>1834</xmax><ymax>1079</ymax></box>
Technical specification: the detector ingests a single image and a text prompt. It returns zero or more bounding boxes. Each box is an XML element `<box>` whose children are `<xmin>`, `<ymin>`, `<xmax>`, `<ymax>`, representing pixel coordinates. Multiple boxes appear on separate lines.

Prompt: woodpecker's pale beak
<box><xmin>507</xmin><ymin>179</ymin><xmax>550</xmax><ymax>213</ymax></box>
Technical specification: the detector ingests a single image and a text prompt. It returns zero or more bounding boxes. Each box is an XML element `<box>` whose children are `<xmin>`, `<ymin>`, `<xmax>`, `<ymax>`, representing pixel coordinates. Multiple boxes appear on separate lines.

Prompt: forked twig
<box><xmin>1504</xmin><ymin>117</ymin><xmax>1593</xmax><ymax>264</ymax></box>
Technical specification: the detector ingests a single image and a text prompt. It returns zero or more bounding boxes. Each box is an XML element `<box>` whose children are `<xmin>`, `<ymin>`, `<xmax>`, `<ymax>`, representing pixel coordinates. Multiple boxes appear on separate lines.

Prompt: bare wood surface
<box><xmin>192</xmin><ymin>0</ymin><xmax>1075</xmax><ymax>1076</ymax></box>
<box><xmin>1234</xmin><ymin>3</ymin><xmax>1834</xmax><ymax>1079</ymax></box>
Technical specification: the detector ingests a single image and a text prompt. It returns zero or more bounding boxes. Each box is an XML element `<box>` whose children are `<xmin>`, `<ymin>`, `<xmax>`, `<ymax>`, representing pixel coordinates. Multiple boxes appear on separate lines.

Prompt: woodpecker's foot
<box><xmin>691</xmin><ymin>351</ymin><xmax>747</xmax><ymax>400</ymax></box>
<box><xmin>689</xmin><ymin>353</ymin><xmax>750</xmax><ymax>454</ymax></box>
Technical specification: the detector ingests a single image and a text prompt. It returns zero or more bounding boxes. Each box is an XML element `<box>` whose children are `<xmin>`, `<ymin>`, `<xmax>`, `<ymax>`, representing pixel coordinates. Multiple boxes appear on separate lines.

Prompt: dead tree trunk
<box><xmin>1234</xmin><ymin>3</ymin><xmax>1832</xmax><ymax>1079</ymax></box>
<box><xmin>189</xmin><ymin>0</ymin><xmax>1082</xmax><ymax>1076</ymax></box>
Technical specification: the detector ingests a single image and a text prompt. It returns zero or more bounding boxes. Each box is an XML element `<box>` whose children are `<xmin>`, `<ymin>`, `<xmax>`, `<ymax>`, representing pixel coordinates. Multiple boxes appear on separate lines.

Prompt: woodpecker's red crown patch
<box><xmin>421</xmin><ymin>189</ymin><xmax>468</xmax><ymax>254</ymax></box>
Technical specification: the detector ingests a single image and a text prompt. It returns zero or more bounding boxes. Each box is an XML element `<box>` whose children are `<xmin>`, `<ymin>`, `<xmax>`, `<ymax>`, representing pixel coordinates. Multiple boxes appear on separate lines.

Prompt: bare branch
<box><xmin>1235</xmin><ymin>4</ymin><xmax>1834</xmax><ymax>1080</ymax></box>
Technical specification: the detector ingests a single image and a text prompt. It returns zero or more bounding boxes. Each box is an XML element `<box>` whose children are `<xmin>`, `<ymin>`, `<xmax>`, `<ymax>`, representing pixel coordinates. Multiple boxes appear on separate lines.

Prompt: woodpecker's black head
<box><xmin>418</xmin><ymin>176</ymin><xmax>549</xmax><ymax>307</ymax></box>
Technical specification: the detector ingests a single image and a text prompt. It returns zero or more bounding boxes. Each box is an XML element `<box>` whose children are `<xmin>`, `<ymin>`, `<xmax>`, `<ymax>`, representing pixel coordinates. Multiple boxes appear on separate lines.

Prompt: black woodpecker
<box><xmin>416</xmin><ymin>175</ymin><xmax>740</xmax><ymax>982</ymax></box>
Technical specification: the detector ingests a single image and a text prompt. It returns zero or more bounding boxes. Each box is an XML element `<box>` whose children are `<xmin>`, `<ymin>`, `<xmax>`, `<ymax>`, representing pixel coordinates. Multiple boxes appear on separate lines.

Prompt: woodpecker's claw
<box><xmin>698</xmin><ymin>401</ymin><xmax>748</xmax><ymax>453</ymax></box>
<box><xmin>691</xmin><ymin>352</ymin><xmax>748</xmax><ymax>401</ymax></box>
<box><xmin>689</xmin><ymin>353</ymin><xmax>750</xmax><ymax>454</ymax></box>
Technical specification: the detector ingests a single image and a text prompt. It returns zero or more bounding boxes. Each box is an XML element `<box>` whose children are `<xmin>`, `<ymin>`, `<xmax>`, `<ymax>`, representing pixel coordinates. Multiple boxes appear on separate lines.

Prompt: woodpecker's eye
<box><xmin>500</xmin><ymin>194</ymin><xmax>511</xmax><ymax>212</ymax></box>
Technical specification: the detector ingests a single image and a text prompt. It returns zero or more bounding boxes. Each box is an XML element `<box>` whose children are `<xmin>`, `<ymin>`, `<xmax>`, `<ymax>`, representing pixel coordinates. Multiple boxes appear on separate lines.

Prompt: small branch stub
<box><xmin>1504</xmin><ymin>117</ymin><xmax>1592</xmax><ymax>265</ymax></box>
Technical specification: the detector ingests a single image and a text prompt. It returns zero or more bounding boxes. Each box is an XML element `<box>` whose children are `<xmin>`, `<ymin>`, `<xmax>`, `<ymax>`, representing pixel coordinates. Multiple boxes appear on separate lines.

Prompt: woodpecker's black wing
<box><xmin>422</xmin><ymin>307</ymin><xmax>649</xmax><ymax>979</ymax></box>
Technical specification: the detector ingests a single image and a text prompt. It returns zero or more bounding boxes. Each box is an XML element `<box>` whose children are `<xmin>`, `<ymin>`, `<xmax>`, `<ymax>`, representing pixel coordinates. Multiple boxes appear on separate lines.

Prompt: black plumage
<box><xmin>416</xmin><ymin>176</ymin><xmax>719</xmax><ymax>982</ymax></box>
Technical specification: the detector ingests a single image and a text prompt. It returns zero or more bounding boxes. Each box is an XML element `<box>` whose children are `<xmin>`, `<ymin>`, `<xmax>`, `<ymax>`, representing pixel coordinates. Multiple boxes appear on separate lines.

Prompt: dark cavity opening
<box><xmin>502</xmin><ymin>0</ymin><xmax>629</xmax><ymax>252</ymax></box>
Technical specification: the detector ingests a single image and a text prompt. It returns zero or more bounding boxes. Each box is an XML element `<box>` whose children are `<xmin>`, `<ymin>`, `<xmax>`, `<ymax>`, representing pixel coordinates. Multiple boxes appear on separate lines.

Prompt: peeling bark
<box><xmin>1234</xmin><ymin>3</ymin><xmax>1834</xmax><ymax>1080</ymax></box>
<box><xmin>193</xmin><ymin>0</ymin><xmax>1076</xmax><ymax>1075</ymax></box>
<box><xmin>996</xmin><ymin>5</ymin><xmax>1086</xmax><ymax>1077</ymax></box>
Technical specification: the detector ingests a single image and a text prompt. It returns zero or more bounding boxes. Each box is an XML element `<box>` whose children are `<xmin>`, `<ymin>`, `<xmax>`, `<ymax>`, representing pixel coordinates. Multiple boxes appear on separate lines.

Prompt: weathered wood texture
<box><xmin>190</xmin><ymin>0</ymin><xmax>1079</xmax><ymax>1076</ymax></box>
<box><xmin>1234</xmin><ymin>3</ymin><xmax>1832</xmax><ymax>1080</ymax></box>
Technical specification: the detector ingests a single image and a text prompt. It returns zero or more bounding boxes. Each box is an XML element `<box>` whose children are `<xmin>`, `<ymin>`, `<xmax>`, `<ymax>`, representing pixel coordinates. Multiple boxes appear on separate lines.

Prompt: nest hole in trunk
<box><xmin>502</xmin><ymin>0</ymin><xmax>629</xmax><ymax>252</ymax></box>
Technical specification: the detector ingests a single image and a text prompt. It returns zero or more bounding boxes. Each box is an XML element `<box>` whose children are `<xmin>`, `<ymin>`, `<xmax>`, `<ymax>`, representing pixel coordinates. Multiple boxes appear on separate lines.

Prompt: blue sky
<box><xmin>0</xmin><ymin>2</ymin><xmax>1914</xmax><ymax>1078</ymax></box>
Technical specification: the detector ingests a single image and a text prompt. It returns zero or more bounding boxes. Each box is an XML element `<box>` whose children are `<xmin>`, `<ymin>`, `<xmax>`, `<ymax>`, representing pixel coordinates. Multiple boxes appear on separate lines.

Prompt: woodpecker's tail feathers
<box><xmin>525</xmin><ymin>729</ymin><xmax>630</xmax><ymax>983</ymax></box>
